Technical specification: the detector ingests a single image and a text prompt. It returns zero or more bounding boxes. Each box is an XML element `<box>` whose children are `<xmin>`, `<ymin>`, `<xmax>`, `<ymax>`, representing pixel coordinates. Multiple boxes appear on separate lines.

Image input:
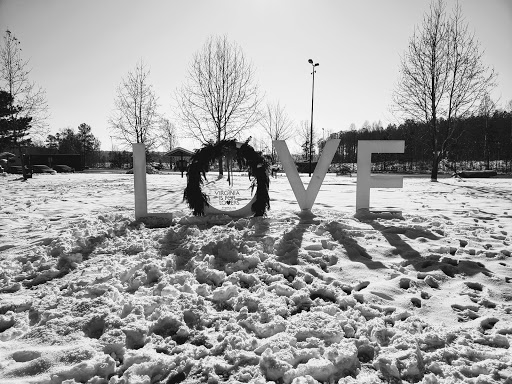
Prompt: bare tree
<box><xmin>259</xmin><ymin>101</ymin><xmax>294</xmax><ymax>162</ymax></box>
<box><xmin>176</xmin><ymin>35</ymin><xmax>261</xmax><ymax>175</ymax></box>
<box><xmin>109</xmin><ymin>60</ymin><xmax>159</xmax><ymax>149</ymax></box>
<box><xmin>506</xmin><ymin>99</ymin><xmax>512</xmax><ymax>113</ymax></box>
<box><xmin>159</xmin><ymin>118</ymin><xmax>178</xmax><ymax>152</ymax></box>
<box><xmin>296</xmin><ymin>119</ymin><xmax>315</xmax><ymax>161</ymax></box>
<box><xmin>393</xmin><ymin>0</ymin><xmax>496</xmax><ymax>181</ymax></box>
<box><xmin>250</xmin><ymin>135</ymin><xmax>270</xmax><ymax>154</ymax></box>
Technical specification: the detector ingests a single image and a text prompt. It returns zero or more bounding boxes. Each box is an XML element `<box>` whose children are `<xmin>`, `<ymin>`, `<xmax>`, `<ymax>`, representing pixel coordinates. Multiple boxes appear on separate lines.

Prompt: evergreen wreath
<box><xmin>183</xmin><ymin>139</ymin><xmax>270</xmax><ymax>216</ymax></box>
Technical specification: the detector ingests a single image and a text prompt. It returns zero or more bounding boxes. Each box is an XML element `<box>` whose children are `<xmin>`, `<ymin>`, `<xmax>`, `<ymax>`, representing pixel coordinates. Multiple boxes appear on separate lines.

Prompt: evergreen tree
<box><xmin>0</xmin><ymin>90</ymin><xmax>32</xmax><ymax>175</ymax></box>
<box><xmin>45</xmin><ymin>124</ymin><xmax>100</xmax><ymax>167</ymax></box>
<box><xmin>0</xmin><ymin>90</ymin><xmax>13</xmax><ymax>149</ymax></box>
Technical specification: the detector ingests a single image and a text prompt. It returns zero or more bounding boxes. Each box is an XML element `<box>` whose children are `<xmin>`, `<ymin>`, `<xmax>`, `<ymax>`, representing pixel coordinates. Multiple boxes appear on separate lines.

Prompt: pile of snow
<box><xmin>0</xmin><ymin>173</ymin><xmax>511</xmax><ymax>383</ymax></box>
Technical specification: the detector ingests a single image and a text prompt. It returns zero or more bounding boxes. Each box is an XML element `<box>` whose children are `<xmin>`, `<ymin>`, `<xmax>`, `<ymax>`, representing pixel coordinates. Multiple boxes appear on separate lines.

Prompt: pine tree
<box><xmin>0</xmin><ymin>90</ymin><xmax>32</xmax><ymax>152</ymax></box>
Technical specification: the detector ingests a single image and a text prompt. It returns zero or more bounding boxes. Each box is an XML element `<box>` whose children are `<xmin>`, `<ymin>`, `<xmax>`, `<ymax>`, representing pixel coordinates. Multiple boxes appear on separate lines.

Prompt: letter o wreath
<box><xmin>183</xmin><ymin>140</ymin><xmax>270</xmax><ymax>217</ymax></box>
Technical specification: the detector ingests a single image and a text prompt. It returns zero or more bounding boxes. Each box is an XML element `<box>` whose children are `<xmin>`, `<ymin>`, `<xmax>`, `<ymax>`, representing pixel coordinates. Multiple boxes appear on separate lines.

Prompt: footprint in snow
<box><xmin>451</xmin><ymin>303</ymin><xmax>480</xmax><ymax>322</ymax></box>
<box><xmin>411</xmin><ymin>297</ymin><xmax>422</xmax><ymax>308</ymax></box>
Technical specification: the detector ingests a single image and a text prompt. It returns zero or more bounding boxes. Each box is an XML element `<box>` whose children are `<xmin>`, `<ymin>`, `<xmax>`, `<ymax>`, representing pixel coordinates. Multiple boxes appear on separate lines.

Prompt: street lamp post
<box><xmin>308</xmin><ymin>59</ymin><xmax>319</xmax><ymax>177</ymax></box>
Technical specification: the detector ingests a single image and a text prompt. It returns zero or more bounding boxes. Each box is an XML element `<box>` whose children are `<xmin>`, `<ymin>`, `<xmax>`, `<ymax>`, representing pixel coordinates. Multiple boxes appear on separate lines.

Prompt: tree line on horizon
<box><xmin>321</xmin><ymin>107</ymin><xmax>512</xmax><ymax>174</ymax></box>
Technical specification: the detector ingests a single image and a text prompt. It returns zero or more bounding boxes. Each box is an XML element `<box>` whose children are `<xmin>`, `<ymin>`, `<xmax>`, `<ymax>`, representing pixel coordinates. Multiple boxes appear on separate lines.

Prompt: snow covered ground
<box><xmin>0</xmin><ymin>172</ymin><xmax>511</xmax><ymax>384</ymax></box>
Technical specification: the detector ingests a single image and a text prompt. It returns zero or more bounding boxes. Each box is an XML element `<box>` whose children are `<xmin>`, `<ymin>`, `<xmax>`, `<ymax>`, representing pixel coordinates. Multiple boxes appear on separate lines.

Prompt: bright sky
<box><xmin>1</xmin><ymin>0</ymin><xmax>511</xmax><ymax>152</ymax></box>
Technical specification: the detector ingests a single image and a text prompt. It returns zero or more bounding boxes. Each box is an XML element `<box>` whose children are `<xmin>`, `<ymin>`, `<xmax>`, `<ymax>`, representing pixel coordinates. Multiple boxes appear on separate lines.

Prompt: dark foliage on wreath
<box><xmin>183</xmin><ymin>139</ymin><xmax>270</xmax><ymax>216</ymax></box>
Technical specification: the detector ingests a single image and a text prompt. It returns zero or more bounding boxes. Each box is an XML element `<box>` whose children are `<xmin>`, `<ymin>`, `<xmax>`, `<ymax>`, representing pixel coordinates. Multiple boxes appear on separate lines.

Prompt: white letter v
<box><xmin>273</xmin><ymin>139</ymin><xmax>341</xmax><ymax>211</ymax></box>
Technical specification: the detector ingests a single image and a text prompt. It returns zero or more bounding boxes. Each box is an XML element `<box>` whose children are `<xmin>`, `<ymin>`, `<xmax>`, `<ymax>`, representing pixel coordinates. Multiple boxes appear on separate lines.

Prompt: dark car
<box><xmin>53</xmin><ymin>164</ymin><xmax>75</xmax><ymax>173</ymax></box>
<box><xmin>32</xmin><ymin>165</ymin><xmax>57</xmax><ymax>174</ymax></box>
<box><xmin>7</xmin><ymin>165</ymin><xmax>25</xmax><ymax>174</ymax></box>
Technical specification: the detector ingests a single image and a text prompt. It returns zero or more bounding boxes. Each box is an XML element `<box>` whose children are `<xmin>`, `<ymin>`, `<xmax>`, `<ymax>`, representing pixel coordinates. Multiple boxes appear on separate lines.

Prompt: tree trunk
<box><xmin>226</xmin><ymin>157</ymin><xmax>232</xmax><ymax>186</ymax></box>
<box><xmin>18</xmin><ymin>145</ymin><xmax>29</xmax><ymax>181</ymax></box>
<box><xmin>217</xmin><ymin>130</ymin><xmax>223</xmax><ymax>176</ymax></box>
<box><xmin>218</xmin><ymin>157</ymin><xmax>223</xmax><ymax>176</ymax></box>
<box><xmin>431</xmin><ymin>155</ymin><xmax>439</xmax><ymax>182</ymax></box>
<box><xmin>484</xmin><ymin>117</ymin><xmax>490</xmax><ymax>170</ymax></box>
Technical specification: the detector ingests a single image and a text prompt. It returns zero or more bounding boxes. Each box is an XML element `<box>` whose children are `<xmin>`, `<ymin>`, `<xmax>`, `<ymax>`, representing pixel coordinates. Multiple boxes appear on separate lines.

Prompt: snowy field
<box><xmin>0</xmin><ymin>172</ymin><xmax>511</xmax><ymax>384</ymax></box>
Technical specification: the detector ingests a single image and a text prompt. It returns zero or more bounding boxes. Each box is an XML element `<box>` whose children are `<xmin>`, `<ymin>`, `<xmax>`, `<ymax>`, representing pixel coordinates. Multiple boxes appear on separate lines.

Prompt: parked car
<box><xmin>53</xmin><ymin>164</ymin><xmax>75</xmax><ymax>173</ymax></box>
<box><xmin>32</xmin><ymin>165</ymin><xmax>57</xmax><ymax>174</ymax></box>
<box><xmin>7</xmin><ymin>165</ymin><xmax>25</xmax><ymax>174</ymax></box>
<box><xmin>150</xmin><ymin>162</ymin><xmax>164</xmax><ymax>170</ymax></box>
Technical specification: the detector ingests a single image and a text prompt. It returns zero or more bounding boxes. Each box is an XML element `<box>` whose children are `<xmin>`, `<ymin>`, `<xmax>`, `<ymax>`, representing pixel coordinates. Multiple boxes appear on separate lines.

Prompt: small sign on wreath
<box><xmin>215</xmin><ymin>189</ymin><xmax>242</xmax><ymax>206</ymax></box>
<box><xmin>183</xmin><ymin>139</ymin><xmax>270</xmax><ymax>216</ymax></box>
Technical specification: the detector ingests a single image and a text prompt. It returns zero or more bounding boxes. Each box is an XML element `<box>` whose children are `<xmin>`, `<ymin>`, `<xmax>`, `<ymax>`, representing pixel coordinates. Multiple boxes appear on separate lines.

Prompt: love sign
<box><xmin>132</xmin><ymin>139</ymin><xmax>405</xmax><ymax>219</ymax></box>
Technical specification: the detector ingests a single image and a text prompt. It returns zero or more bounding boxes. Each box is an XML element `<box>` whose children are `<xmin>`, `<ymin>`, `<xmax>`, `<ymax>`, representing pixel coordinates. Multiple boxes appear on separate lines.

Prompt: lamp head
<box><xmin>308</xmin><ymin>59</ymin><xmax>313</xmax><ymax>64</ymax></box>
<box><xmin>314</xmin><ymin>63</ymin><xmax>319</xmax><ymax>67</ymax></box>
